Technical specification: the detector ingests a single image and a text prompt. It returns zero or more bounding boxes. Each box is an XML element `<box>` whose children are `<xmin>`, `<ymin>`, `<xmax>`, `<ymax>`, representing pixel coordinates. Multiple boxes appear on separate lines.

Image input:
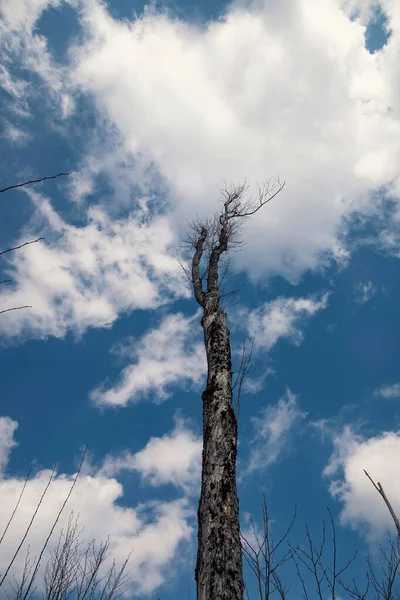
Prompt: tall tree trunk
<box><xmin>195</xmin><ymin>296</ymin><xmax>244</xmax><ymax>600</ymax></box>
<box><xmin>188</xmin><ymin>179</ymin><xmax>285</xmax><ymax>600</ymax></box>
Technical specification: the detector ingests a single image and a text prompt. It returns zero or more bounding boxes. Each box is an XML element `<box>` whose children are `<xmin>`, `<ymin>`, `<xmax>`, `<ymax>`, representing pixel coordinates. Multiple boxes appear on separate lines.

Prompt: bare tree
<box><xmin>0</xmin><ymin>448</ymin><xmax>86</xmax><ymax>594</ymax></box>
<box><xmin>241</xmin><ymin>495</ymin><xmax>296</xmax><ymax>600</ymax></box>
<box><xmin>244</xmin><ymin>479</ymin><xmax>400</xmax><ymax>600</ymax></box>
<box><xmin>0</xmin><ymin>448</ymin><xmax>132</xmax><ymax>600</ymax></box>
<box><xmin>289</xmin><ymin>507</ymin><xmax>358</xmax><ymax>600</ymax></box>
<box><xmin>7</xmin><ymin>512</ymin><xmax>131</xmax><ymax>600</ymax></box>
<box><xmin>0</xmin><ymin>172</ymin><xmax>68</xmax><ymax>315</ymax></box>
<box><xmin>185</xmin><ymin>177</ymin><xmax>285</xmax><ymax>600</ymax></box>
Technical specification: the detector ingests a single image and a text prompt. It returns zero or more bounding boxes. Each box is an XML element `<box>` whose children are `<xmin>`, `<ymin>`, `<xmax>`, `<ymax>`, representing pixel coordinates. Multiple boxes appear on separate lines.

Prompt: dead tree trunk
<box><xmin>187</xmin><ymin>178</ymin><xmax>285</xmax><ymax>600</ymax></box>
<box><xmin>196</xmin><ymin>295</ymin><xmax>242</xmax><ymax>600</ymax></box>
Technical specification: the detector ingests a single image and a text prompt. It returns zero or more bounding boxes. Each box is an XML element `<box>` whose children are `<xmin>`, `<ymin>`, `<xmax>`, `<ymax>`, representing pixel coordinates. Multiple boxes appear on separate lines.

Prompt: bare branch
<box><xmin>241</xmin><ymin>496</ymin><xmax>296</xmax><ymax>600</ymax></box>
<box><xmin>21</xmin><ymin>446</ymin><xmax>88</xmax><ymax>600</ymax></box>
<box><xmin>9</xmin><ymin>510</ymin><xmax>132</xmax><ymax>600</ymax></box>
<box><xmin>0</xmin><ymin>306</ymin><xmax>31</xmax><ymax>315</ymax></box>
<box><xmin>232</xmin><ymin>179</ymin><xmax>286</xmax><ymax>219</ymax></box>
<box><xmin>191</xmin><ymin>225</ymin><xmax>207</xmax><ymax>307</ymax></box>
<box><xmin>364</xmin><ymin>469</ymin><xmax>400</xmax><ymax>538</ymax></box>
<box><xmin>233</xmin><ymin>338</ymin><xmax>256</xmax><ymax>424</ymax></box>
<box><xmin>0</xmin><ymin>173</ymin><xmax>69</xmax><ymax>194</ymax></box>
<box><xmin>0</xmin><ymin>465</ymin><xmax>57</xmax><ymax>590</ymax></box>
<box><xmin>9</xmin><ymin>546</ymin><xmax>35</xmax><ymax>600</ymax></box>
<box><xmin>0</xmin><ymin>470</ymin><xmax>32</xmax><ymax>547</ymax></box>
<box><xmin>0</xmin><ymin>238</ymin><xmax>43</xmax><ymax>258</ymax></box>
<box><xmin>0</xmin><ymin>172</ymin><xmax>67</xmax><ymax>316</ymax></box>
<box><xmin>187</xmin><ymin>178</ymin><xmax>285</xmax><ymax>307</ymax></box>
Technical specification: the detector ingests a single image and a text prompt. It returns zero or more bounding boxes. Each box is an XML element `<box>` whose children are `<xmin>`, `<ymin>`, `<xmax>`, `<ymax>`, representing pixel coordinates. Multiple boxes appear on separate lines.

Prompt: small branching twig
<box><xmin>241</xmin><ymin>496</ymin><xmax>296</xmax><ymax>599</ymax></box>
<box><xmin>290</xmin><ymin>508</ymin><xmax>357</xmax><ymax>600</ymax></box>
<box><xmin>233</xmin><ymin>337</ymin><xmax>256</xmax><ymax>424</ymax></box>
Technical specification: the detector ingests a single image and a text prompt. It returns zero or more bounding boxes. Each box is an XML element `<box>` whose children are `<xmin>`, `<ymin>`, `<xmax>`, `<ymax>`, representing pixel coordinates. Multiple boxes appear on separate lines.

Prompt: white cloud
<box><xmin>1</xmin><ymin>0</ymin><xmax>400</xmax><ymax>340</ymax></box>
<box><xmin>0</xmin><ymin>416</ymin><xmax>195</xmax><ymax>596</ymax></box>
<box><xmin>67</xmin><ymin>0</ymin><xmax>400</xmax><ymax>283</ymax></box>
<box><xmin>354</xmin><ymin>280</ymin><xmax>376</xmax><ymax>303</ymax></box>
<box><xmin>0</xmin><ymin>0</ymin><xmax>62</xmax><ymax>33</ymax></box>
<box><xmin>0</xmin><ymin>0</ymin><xmax>75</xmax><ymax>125</ymax></box>
<box><xmin>245</xmin><ymin>388</ymin><xmax>307</xmax><ymax>474</ymax></box>
<box><xmin>246</xmin><ymin>294</ymin><xmax>329</xmax><ymax>352</ymax></box>
<box><xmin>0</xmin><ymin>417</ymin><xmax>18</xmax><ymax>476</ymax></box>
<box><xmin>100</xmin><ymin>417</ymin><xmax>202</xmax><ymax>494</ymax></box>
<box><xmin>0</xmin><ymin>193</ymin><xmax>189</xmax><ymax>340</ymax></box>
<box><xmin>323</xmin><ymin>424</ymin><xmax>400</xmax><ymax>540</ymax></box>
<box><xmin>2</xmin><ymin>122</ymin><xmax>31</xmax><ymax>145</ymax></box>
<box><xmin>90</xmin><ymin>311</ymin><xmax>206</xmax><ymax>407</ymax></box>
<box><xmin>374</xmin><ymin>382</ymin><xmax>400</xmax><ymax>398</ymax></box>
<box><xmin>242</xmin><ymin>367</ymin><xmax>276</xmax><ymax>394</ymax></box>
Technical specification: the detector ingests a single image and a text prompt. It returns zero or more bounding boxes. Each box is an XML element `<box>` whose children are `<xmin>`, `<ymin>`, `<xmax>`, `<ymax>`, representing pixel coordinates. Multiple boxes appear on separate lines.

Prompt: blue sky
<box><xmin>0</xmin><ymin>0</ymin><xmax>400</xmax><ymax>597</ymax></box>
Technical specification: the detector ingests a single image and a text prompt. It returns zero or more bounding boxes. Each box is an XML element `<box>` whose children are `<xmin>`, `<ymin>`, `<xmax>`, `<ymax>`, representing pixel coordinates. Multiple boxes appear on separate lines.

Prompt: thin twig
<box><xmin>0</xmin><ymin>470</ymin><xmax>32</xmax><ymax>547</ymax></box>
<box><xmin>0</xmin><ymin>238</ymin><xmax>43</xmax><ymax>257</ymax></box>
<box><xmin>22</xmin><ymin>446</ymin><xmax>88</xmax><ymax>600</ymax></box>
<box><xmin>0</xmin><ymin>173</ymin><xmax>69</xmax><ymax>194</ymax></box>
<box><xmin>233</xmin><ymin>338</ymin><xmax>256</xmax><ymax>423</ymax></box>
<box><xmin>0</xmin><ymin>306</ymin><xmax>31</xmax><ymax>315</ymax></box>
<box><xmin>0</xmin><ymin>466</ymin><xmax>57</xmax><ymax>590</ymax></box>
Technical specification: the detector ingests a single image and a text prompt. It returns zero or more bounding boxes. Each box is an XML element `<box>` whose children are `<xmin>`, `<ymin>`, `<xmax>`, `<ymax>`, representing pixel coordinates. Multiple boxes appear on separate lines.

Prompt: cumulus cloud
<box><xmin>323</xmin><ymin>423</ymin><xmax>400</xmax><ymax>540</ymax></box>
<box><xmin>0</xmin><ymin>192</ymin><xmax>189</xmax><ymax>340</ymax></box>
<box><xmin>0</xmin><ymin>0</ymin><xmax>399</xmax><ymax>340</ymax></box>
<box><xmin>374</xmin><ymin>382</ymin><xmax>400</xmax><ymax>398</ymax></box>
<box><xmin>90</xmin><ymin>311</ymin><xmax>206</xmax><ymax>407</ymax></box>
<box><xmin>245</xmin><ymin>388</ymin><xmax>307</xmax><ymax>474</ymax></box>
<box><xmin>0</xmin><ymin>416</ymin><xmax>195</xmax><ymax>596</ymax></box>
<box><xmin>66</xmin><ymin>0</ymin><xmax>400</xmax><ymax>283</ymax></box>
<box><xmin>100</xmin><ymin>416</ymin><xmax>202</xmax><ymax>494</ymax></box>
<box><xmin>245</xmin><ymin>294</ymin><xmax>329</xmax><ymax>352</ymax></box>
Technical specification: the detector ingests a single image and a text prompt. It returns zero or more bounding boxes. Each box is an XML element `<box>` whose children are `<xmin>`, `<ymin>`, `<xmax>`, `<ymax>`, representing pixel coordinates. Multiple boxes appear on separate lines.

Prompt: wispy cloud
<box><xmin>91</xmin><ymin>311</ymin><xmax>206</xmax><ymax>407</ymax></box>
<box><xmin>354</xmin><ymin>281</ymin><xmax>376</xmax><ymax>304</ymax></box>
<box><xmin>245</xmin><ymin>388</ymin><xmax>307</xmax><ymax>474</ymax></box>
<box><xmin>246</xmin><ymin>294</ymin><xmax>329</xmax><ymax>352</ymax></box>
<box><xmin>374</xmin><ymin>383</ymin><xmax>400</xmax><ymax>399</ymax></box>
<box><xmin>0</xmin><ymin>194</ymin><xmax>189</xmax><ymax>340</ymax></box>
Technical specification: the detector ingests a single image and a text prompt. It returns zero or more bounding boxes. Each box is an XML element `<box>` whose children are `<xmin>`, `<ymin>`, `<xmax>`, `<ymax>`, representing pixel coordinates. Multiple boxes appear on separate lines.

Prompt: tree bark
<box><xmin>189</xmin><ymin>180</ymin><xmax>285</xmax><ymax>600</ymax></box>
<box><xmin>195</xmin><ymin>293</ymin><xmax>244</xmax><ymax>600</ymax></box>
